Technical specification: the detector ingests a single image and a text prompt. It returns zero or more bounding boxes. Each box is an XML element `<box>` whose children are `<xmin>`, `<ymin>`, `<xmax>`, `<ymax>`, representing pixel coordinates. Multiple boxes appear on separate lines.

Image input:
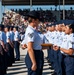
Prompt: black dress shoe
<box><xmin>15</xmin><ymin>59</ymin><xmax>20</xmax><ymax>61</ymax></box>
<box><xmin>52</xmin><ymin>71</ymin><xmax>57</xmax><ymax>75</ymax></box>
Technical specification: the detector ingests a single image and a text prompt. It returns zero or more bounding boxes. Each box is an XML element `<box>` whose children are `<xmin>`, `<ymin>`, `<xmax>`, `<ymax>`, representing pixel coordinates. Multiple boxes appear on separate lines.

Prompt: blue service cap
<box><xmin>57</xmin><ymin>21</ymin><xmax>63</xmax><ymax>24</ymax></box>
<box><xmin>27</xmin><ymin>11</ymin><xmax>40</xmax><ymax>20</ymax></box>
<box><xmin>57</xmin><ymin>20</ymin><xmax>74</xmax><ymax>25</ymax></box>
<box><xmin>0</xmin><ymin>24</ymin><xmax>4</xmax><ymax>28</ymax></box>
<box><xmin>46</xmin><ymin>23</ymin><xmax>52</xmax><ymax>27</ymax></box>
<box><xmin>65</xmin><ymin>20</ymin><xmax>74</xmax><ymax>25</ymax></box>
<box><xmin>51</xmin><ymin>23</ymin><xmax>56</xmax><ymax>26</ymax></box>
<box><xmin>50</xmin><ymin>22</ymin><xmax>58</xmax><ymax>26</ymax></box>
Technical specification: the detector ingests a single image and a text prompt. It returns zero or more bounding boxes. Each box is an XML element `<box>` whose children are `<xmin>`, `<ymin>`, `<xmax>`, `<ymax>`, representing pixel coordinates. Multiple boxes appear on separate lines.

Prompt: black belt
<box><xmin>62</xmin><ymin>54</ymin><xmax>74</xmax><ymax>58</ymax></box>
<box><xmin>69</xmin><ymin>55</ymin><xmax>74</xmax><ymax>58</ymax></box>
<box><xmin>33</xmin><ymin>49</ymin><xmax>42</xmax><ymax>51</ymax></box>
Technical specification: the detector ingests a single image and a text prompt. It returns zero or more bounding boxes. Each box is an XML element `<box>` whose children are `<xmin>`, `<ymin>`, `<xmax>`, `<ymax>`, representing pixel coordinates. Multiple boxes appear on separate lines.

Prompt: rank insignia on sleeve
<box><xmin>28</xmin><ymin>33</ymin><xmax>34</xmax><ymax>38</ymax></box>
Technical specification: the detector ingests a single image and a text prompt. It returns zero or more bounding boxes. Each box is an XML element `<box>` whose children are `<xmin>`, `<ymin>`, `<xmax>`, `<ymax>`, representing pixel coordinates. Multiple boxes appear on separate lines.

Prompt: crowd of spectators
<box><xmin>60</xmin><ymin>10</ymin><xmax>74</xmax><ymax>20</ymax></box>
<box><xmin>2</xmin><ymin>8</ymin><xmax>74</xmax><ymax>34</ymax></box>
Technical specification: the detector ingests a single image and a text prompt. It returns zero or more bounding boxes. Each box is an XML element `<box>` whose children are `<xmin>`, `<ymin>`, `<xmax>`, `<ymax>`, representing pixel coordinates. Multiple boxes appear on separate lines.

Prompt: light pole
<box><xmin>0</xmin><ymin>0</ymin><xmax>2</xmax><ymax>23</ymax></box>
<box><xmin>63</xmin><ymin>0</ymin><xmax>65</xmax><ymax>20</ymax></box>
<box><xmin>59</xmin><ymin>0</ymin><xmax>60</xmax><ymax>20</ymax></box>
<box><xmin>30</xmin><ymin>0</ymin><xmax>32</xmax><ymax>11</ymax></box>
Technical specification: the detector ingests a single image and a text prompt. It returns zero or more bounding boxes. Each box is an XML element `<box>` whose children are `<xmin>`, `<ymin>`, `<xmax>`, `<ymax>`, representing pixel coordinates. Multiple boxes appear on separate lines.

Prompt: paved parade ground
<box><xmin>6</xmin><ymin>48</ymin><xmax>54</xmax><ymax>75</ymax></box>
